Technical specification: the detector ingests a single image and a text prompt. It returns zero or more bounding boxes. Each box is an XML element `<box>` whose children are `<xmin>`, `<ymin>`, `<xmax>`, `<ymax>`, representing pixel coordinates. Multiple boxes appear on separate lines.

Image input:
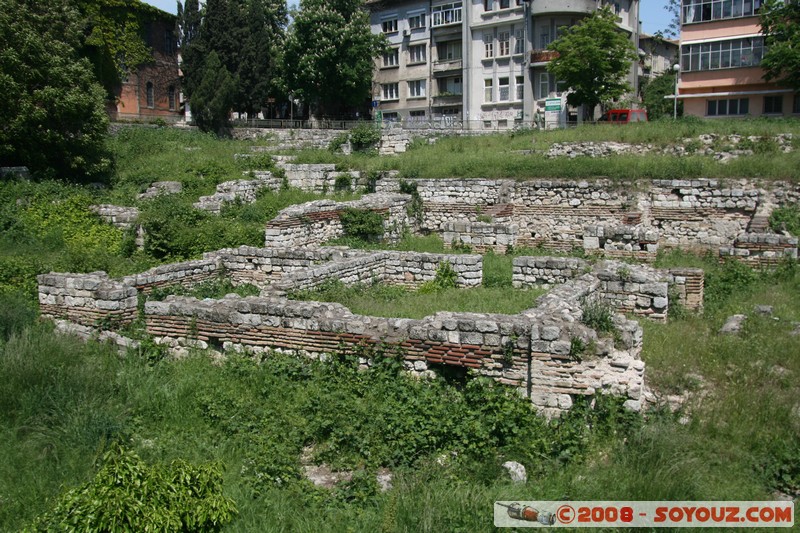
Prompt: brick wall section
<box><xmin>38</xmin><ymin>272</ymin><xmax>138</xmax><ymax>327</ymax></box>
<box><xmin>664</xmin><ymin>268</ymin><xmax>704</xmax><ymax>312</ymax></box>
<box><xmin>720</xmin><ymin>233</ymin><xmax>798</xmax><ymax>267</ymax></box>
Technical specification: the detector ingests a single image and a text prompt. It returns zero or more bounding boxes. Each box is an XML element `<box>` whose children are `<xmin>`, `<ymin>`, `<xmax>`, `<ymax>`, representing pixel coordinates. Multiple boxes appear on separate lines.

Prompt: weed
<box><xmin>339</xmin><ymin>208</ymin><xmax>385</xmax><ymax>241</ymax></box>
<box><xmin>581</xmin><ymin>297</ymin><xmax>615</xmax><ymax>334</ymax></box>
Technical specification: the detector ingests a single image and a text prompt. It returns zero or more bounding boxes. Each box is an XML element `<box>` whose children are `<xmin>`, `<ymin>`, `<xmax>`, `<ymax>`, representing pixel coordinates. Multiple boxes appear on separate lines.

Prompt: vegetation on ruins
<box><xmin>547</xmin><ymin>7</ymin><xmax>639</xmax><ymax>119</ymax></box>
<box><xmin>1</xmin><ymin>125</ymin><xmax>799</xmax><ymax>531</ymax></box>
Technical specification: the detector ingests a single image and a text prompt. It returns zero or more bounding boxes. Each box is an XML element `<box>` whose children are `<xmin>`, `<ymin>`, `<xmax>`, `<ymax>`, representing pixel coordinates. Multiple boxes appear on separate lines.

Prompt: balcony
<box><xmin>531</xmin><ymin>0</ymin><xmax>595</xmax><ymax>16</ymax></box>
<box><xmin>433</xmin><ymin>59</ymin><xmax>463</xmax><ymax>76</ymax></box>
<box><xmin>530</xmin><ymin>49</ymin><xmax>559</xmax><ymax>64</ymax></box>
<box><xmin>432</xmin><ymin>93</ymin><xmax>463</xmax><ymax>105</ymax></box>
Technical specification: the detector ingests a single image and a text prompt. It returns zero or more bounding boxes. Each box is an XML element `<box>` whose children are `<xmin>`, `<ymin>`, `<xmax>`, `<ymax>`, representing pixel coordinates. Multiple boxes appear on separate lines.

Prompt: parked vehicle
<box><xmin>598</xmin><ymin>109</ymin><xmax>648</xmax><ymax>124</ymax></box>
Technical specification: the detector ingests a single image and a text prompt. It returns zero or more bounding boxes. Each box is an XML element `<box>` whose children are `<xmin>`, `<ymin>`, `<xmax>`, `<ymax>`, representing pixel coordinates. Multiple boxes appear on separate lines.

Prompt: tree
<box><xmin>547</xmin><ymin>7</ymin><xmax>638</xmax><ymax>120</ymax></box>
<box><xmin>283</xmin><ymin>0</ymin><xmax>387</xmax><ymax>117</ymax></box>
<box><xmin>236</xmin><ymin>0</ymin><xmax>288</xmax><ymax>116</ymax></box>
<box><xmin>190</xmin><ymin>51</ymin><xmax>237</xmax><ymax>135</ymax></box>
<box><xmin>760</xmin><ymin>0</ymin><xmax>800</xmax><ymax>91</ymax></box>
<box><xmin>664</xmin><ymin>0</ymin><xmax>681</xmax><ymax>38</ymax></box>
<box><xmin>641</xmin><ymin>71</ymin><xmax>683</xmax><ymax>120</ymax></box>
<box><xmin>0</xmin><ymin>0</ymin><xmax>112</xmax><ymax>181</ymax></box>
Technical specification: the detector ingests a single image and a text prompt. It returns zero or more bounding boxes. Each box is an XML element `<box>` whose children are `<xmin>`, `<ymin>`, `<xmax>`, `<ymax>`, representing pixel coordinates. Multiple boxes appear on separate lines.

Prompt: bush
<box><xmin>769</xmin><ymin>204</ymin><xmax>800</xmax><ymax>235</ymax></box>
<box><xmin>349</xmin><ymin>123</ymin><xmax>381</xmax><ymax>153</ymax></box>
<box><xmin>339</xmin><ymin>208</ymin><xmax>384</xmax><ymax>241</ymax></box>
<box><xmin>418</xmin><ymin>261</ymin><xmax>458</xmax><ymax>293</ymax></box>
<box><xmin>28</xmin><ymin>444</ymin><xmax>237</xmax><ymax>532</ymax></box>
<box><xmin>581</xmin><ymin>297</ymin><xmax>615</xmax><ymax>333</ymax></box>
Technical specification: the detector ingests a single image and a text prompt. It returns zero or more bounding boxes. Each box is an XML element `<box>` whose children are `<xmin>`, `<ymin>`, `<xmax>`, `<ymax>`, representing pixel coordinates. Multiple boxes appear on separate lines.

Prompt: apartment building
<box><xmin>678</xmin><ymin>0</ymin><xmax>797</xmax><ymax>117</ymax></box>
<box><xmin>369</xmin><ymin>0</ymin><xmax>640</xmax><ymax>129</ymax></box>
<box><xmin>639</xmin><ymin>33</ymin><xmax>679</xmax><ymax>85</ymax></box>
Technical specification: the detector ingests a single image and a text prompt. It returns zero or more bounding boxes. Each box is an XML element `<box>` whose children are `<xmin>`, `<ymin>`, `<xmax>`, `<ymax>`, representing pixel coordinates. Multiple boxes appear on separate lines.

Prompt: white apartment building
<box><xmin>368</xmin><ymin>0</ymin><xmax>640</xmax><ymax>129</ymax></box>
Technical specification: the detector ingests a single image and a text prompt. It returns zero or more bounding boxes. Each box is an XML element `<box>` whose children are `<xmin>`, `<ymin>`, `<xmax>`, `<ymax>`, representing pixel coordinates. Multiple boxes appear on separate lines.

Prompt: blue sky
<box><xmin>142</xmin><ymin>0</ymin><xmax>672</xmax><ymax>35</ymax></box>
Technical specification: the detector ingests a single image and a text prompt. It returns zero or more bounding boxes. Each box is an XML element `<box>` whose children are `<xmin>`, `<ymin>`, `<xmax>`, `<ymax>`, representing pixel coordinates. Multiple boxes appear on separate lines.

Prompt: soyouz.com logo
<box><xmin>494</xmin><ymin>501</ymin><xmax>794</xmax><ymax>528</ymax></box>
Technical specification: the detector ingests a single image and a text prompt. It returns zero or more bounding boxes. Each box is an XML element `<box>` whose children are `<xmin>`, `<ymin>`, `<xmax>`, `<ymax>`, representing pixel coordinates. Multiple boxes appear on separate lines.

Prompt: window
<box><xmin>498</xmin><ymin>77</ymin><xmax>510</xmax><ymax>101</ymax></box>
<box><xmin>514</xmin><ymin>28</ymin><xmax>524</xmax><ymax>54</ymax></box>
<box><xmin>168</xmin><ymin>85</ymin><xmax>176</xmax><ymax>111</ymax></box>
<box><xmin>383</xmin><ymin>48</ymin><xmax>399</xmax><ymax>67</ymax></box>
<box><xmin>516</xmin><ymin>76</ymin><xmax>524</xmax><ymax>100</ymax></box>
<box><xmin>707</xmin><ymin>97</ymin><xmax>749</xmax><ymax>116</ymax></box>
<box><xmin>410</xmin><ymin>110</ymin><xmax>426</xmax><ymax>120</ymax></box>
<box><xmin>383</xmin><ymin>112</ymin><xmax>399</xmax><ymax>121</ymax></box>
<box><xmin>408</xmin><ymin>79</ymin><xmax>426</xmax><ymax>98</ymax></box>
<box><xmin>382</xmin><ymin>19</ymin><xmax>398</xmax><ymax>33</ymax></box>
<box><xmin>539</xmin><ymin>72</ymin><xmax>549</xmax><ymax>99</ymax></box>
<box><xmin>681</xmin><ymin>36</ymin><xmax>764</xmax><ymax>72</ymax></box>
<box><xmin>682</xmin><ymin>0</ymin><xmax>763</xmax><ymax>24</ymax></box>
<box><xmin>484</xmin><ymin>0</ymin><xmax>492</xmax><ymax>11</ymax></box>
<box><xmin>432</xmin><ymin>2</ymin><xmax>462</xmax><ymax>26</ymax></box>
<box><xmin>499</xmin><ymin>0</ymin><xmax>510</xmax><ymax>8</ymax></box>
<box><xmin>408</xmin><ymin>13</ymin><xmax>426</xmax><ymax>29</ymax></box>
<box><xmin>382</xmin><ymin>83</ymin><xmax>399</xmax><ymax>100</ymax></box>
<box><xmin>484</xmin><ymin>34</ymin><xmax>494</xmax><ymax>58</ymax></box>
<box><xmin>437</xmin><ymin>40</ymin><xmax>462</xmax><ymax>60</ymax></box>
<box><xmin>409</xmin><ymin>44</ymin><xmax>426</xmax><ymax>64</ymax></box>
<box><xmin>439</xmin><ymin>76</ymin><xmax>462</xmax><ymax>95</ymax></box>
<box><xmin>794</xmin><ymin>94</ymin><xmax>800</xmax><ymax>114</ymax></box>
<box><xmin>539</xmin><ymin>31</ymin><xmax>550</xmax><ymax>50</ymax></box>
<box><xmin>165</xmin><ymin>31</ymin><xmax>174</xmax><ymax>55</ymax></box>
<box><xmin>146</xmin><ymin>81</ymin><xmax>154</xmax><ymax>108</ymax></box>
<box><xmin>498</xmin><ymin>31</ymin><xmax>510</xmax><ymax>56</ymax></box>
<box><xmin>484</xmin><ymin>79</ymin><xmax>493</xmax><ymax>102</ymax></box>
<box><xmin>764</xmin><ymin>95</ymin><xmax>783</xmax><ymax>114</ymax></box>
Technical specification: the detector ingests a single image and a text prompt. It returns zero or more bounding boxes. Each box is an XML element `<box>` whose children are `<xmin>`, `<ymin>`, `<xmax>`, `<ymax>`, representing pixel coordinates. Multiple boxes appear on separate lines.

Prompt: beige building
<box><xmin>369</xmin><ymin>0</ymin><xmax>641</xmax><ymax>129</ymax></box>
<box><xmin>677</xmin><ymin>0</ymin><xmax>798</xmax><ymax>117</ymax></box>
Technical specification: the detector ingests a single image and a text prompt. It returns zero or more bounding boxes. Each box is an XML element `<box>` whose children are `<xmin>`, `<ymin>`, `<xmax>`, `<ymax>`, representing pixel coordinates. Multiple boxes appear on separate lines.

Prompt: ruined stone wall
<box><xmin>38</xmin><ymin>272</ymin><xmax>138</xmax><ymax>327</ymax></box>
<box><xmin>583</xmin><ymin>225</ymin><xmax>659</xmax><ymax>261</ymax></box>
<box><xmin>120</xmin><ymin>259</ymin><xmax>221</xmax><ymax>294</ymax></box>
<box><xmin>90</xmin><ymin>205</ymin><xmax>141</xmax><ymax>230</ymax></box>
<box><xmin>593</xmin><ymin>262</ymin><xmax>670</xmax><ymax>321</ymax></box>
<box><xmin>720</xmin><ymin>233</ymin><xmax>799</xmax><ymax>267</ymax></box>
<box><xmin>512</xmin><ymin>257</ymin><xmax>590</xmax><ymax>287</ymax></box>
<box><xmin>442</xmin><ymin>222</ymin><xmax>519</xmax><ymax>253</ymax></box>
<box><xmin>263</xmin><ymin>194</ymin><xmax>411</xmax><ymax>248</ymax></box>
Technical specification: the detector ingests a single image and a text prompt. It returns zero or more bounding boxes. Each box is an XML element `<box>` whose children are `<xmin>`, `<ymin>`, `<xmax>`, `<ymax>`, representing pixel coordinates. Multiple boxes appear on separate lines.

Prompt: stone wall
<box><xmin>512</xmin><ymin>257</ymin><xmax>590</xmax><ymax>287</ymax></box>
<box><xmin>719</xmin><ymin>233</ymin><xmax>799</xmax><ymax>267</ymax></box>
<box><xmin>120</xmin><ymin>258</ymin><xmax>221</xmax><ymax>293</ymax></box>
<box><xmin>374</xmin><ymin>176</ymin><xmax>796</xmax><ymax>262</ymax></box>
<box><xmin>273</xmin><ymin>163</ymin><xmax>362</xmax><ymax>194</ymax></box>
<box><xmin>90</xmin><ymin>204</ymin><xmax>141</xmax><ymax>230</ymax></box>
<box><xmin>194</xmin><ymin>174</ymin><xmax>274</xmax><ymax>213</ymax></box>
<box><xmin>594</xmin><ymin>262</ymin><xmax>670</xmax><ymax>321</ymax></box>
<box><xmin>38</xmin><ymin>272</ymin><xmax>138</xmax><ymax>327</ymax></box>
<box><xmin>263</xmin><ymin>193</ymin><xmax>412</xmax><ymax>248</ymax></box>
<box><xmin>442</xmin><ymin>221</ymin><xmax>519</xmax><ymax>253</ymax></box>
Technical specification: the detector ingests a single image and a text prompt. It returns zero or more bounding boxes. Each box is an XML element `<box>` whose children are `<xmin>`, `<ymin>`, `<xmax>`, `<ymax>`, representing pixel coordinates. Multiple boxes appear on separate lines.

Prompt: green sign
<box><xmin>545</xmin><ymin>98</ymin><xmax>561</xmax><ymax>112</ymax></box>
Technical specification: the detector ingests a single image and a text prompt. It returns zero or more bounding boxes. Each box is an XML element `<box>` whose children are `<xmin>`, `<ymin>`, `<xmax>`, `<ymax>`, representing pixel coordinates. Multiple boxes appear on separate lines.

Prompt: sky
<box><xmin>141</xmin><ymin>0</ymin><xmax>673</xmax><ymax>36</ymax></box>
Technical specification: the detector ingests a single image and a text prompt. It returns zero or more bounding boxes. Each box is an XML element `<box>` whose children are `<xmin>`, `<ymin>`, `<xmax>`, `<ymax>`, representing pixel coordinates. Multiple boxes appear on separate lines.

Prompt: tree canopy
<box><xmin>0</xmin><ymin>0</ymin><xmax>111</xmax><ymax>180</ymax></box>
<box><xmin>642</xmin><ymin>71</ymin><xmax>683</xmax><ymax>120</ymax></box>
<box><xmin>760</xmin><ymin>0</ymin><xmax>800</xmax><ymax>91</ymax></box>
<box><xmin>547</xmin><ymin>7</ymin><xmax>638</xmax><ymax>119</ymax></box>
<box><xmin>283</xmin><ymin>0</ymin><xmax>387</xmax><ymax>116</ymax></box>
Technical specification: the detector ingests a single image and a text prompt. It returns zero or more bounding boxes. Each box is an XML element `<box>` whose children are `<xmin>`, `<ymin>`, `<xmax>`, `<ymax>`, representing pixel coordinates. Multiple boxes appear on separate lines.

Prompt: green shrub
<box><xmin>769</xmin><ymin>204</ymin><xmax>800</xmax><ymax>235</ymax></box>
<box><xmin>581</xmin><ymin>297</ymin><xmax>615</xmax><ymax>333</ymax></box>
<box><xmin>328</xmin><ymin>132</ymin><xmax>350</xmax><ymax>152</ymax></box>
<box><xmin>334</xmin><ymin>174</ymin><xmax>352</xmax><ymax>193</ymax></box>
<box><xmin>349</xmin><ymin>123</ymin><xmax>381</xmax><ymax>153</ymax></box>
<box><xmin>28</xmin><ymin>444</ymin><xmax>237</xmax><ymax>532</ymax></box>
<box><xmin>418</xmin><ymin>261</ymin><xmax>458</xmax><ymax>293</ymax></box>
<box><xmin>398</xmin><ymin>179</ymin><xmax>423</xmax><ymax>223</ymax></box>
<box><xmin>339</xmin><ymin>208</ymin><xmax>384</xmax><ymax>241</ymax></box>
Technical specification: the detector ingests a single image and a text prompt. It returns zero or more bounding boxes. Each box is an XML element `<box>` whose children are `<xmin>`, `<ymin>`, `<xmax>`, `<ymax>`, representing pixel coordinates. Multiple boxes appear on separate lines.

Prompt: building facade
<box><xmin>369</xmin><ymin>0</ymin><xmax>640</xmax><ymax>129</ymax></box>
<box><xmin>677</xmin><ymin>0</ymin><xmax>798</xmax><ymax>118</ymax></box>
<box><xmin>111</xmin><ymin>6</ymin><xmax>182</xmax><ymax>123</ymax></box>
<box><xmin>638</xmin><ymin>33</ymin><xmax>679</xmax><ymax>86</ymax></box>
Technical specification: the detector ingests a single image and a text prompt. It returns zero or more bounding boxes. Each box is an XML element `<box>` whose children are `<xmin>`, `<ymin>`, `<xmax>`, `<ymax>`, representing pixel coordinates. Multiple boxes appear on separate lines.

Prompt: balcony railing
<box><xmin>433</xmin><ymin>59</ymin><xmax>463</xmax><ymax>75</ymax></box>
<box><xmin>432</xmin><ymin>94</ymin><xmax>463</xmax><ymax>105</ymax></box>
<box><xmin>530</xmin><ymin>49</ymin><xmax>559</xmax><ymax>63</ymax></box>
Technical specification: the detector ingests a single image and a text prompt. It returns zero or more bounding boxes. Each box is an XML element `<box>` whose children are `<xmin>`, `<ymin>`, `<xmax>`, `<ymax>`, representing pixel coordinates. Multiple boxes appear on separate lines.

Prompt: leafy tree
<box><xmin>283</xmin><ymin>0</ymin><xmax>387</xmax><ymax>116</ymax></box>
<box><xmin>760</xmin><ymin>0</ymin><xmax>800</xmax><ymax>91</ymax></box>
<box><xmin>547</xmin><ymin>7</ymin><xmax>638</xmax><ymax>120</ymax></box>
<box><xmin>664</xmin><ymin>0</ymin><xmax>681</xmax><ymax>38</ymax></box>
<box><xmin>0</xmin><ymin>0</ymin><xmax>112</xmax><ymax>180</ymax></box>
<box><xmin>642</xmin><ymin>70</ymin><xmax>683</xmax><ymax>120</ymax></box>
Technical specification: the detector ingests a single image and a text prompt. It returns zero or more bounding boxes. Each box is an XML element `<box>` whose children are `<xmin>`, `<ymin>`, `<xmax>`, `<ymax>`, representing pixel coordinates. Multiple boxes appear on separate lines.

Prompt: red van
<box><xmin>598</xmin><ymin>109</ymin><xmax>648</xmax><ymax>124</ymax></box>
